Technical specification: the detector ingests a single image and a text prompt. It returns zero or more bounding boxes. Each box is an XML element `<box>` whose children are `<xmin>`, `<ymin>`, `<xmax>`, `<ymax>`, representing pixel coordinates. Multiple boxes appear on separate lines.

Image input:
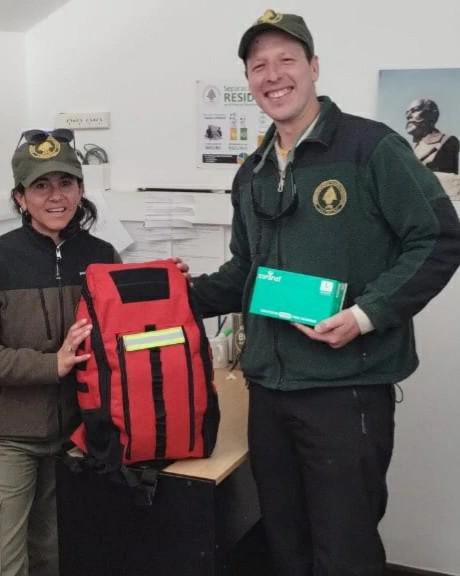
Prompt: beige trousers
<box><xmin>0</xmin><ymin>439</ymin><xmax>62</xmax><ymax>576</ymax></box>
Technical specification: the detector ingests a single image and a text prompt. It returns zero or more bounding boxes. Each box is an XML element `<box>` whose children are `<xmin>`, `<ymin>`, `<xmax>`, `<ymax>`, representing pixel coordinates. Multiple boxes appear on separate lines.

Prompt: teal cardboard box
<box><xmin>249</xmin><ymin>267</ymin><xmax>347</xmax><ymax>326</ymax></box>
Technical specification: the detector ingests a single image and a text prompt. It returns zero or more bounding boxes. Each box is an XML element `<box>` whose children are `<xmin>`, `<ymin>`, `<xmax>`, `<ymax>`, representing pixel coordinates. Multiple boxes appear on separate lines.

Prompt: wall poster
<box><xmin>378</xmin><ymin>68</ymin><xmax>460</xmax><ymax>201</ymax></box>
<box><xmin>197</xmin><ymin>80</ymin><xmax>270</xmax><ymax>167</ymax></box>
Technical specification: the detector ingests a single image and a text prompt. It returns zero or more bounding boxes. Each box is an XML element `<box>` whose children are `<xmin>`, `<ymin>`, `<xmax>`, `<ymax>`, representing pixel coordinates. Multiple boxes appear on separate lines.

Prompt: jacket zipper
<box><xmin>116</xmin><ymin>337</ymin><xmax>132</xmax><ymax>460</ymax></box>
<box><xmin>55</xmin><ymin>243</ymin><xmax>65</xmax><ymax>436</ymax></box>
<box><xmin>274</xmin><ymin>163</ymin><xmax>288</xmax><ymax>388</ymax></box>
<box><xmin>274</xmin><ymin>209</ymin><xmax>284</xmax><ymax>388</ymax></box>
<box><xmin>274</xmin><ymin>217</ymin><xmax>285</xmax><ymax>388</ymax></box>
<box><xmin>55</xmin><ymin>244</ymin><xmax>66</xmax><ymax>342</ymax></box>
<box><xmin>277</xmin><ymin>169</ymin><xmax>286</xmax><ymax>193</ymax></box>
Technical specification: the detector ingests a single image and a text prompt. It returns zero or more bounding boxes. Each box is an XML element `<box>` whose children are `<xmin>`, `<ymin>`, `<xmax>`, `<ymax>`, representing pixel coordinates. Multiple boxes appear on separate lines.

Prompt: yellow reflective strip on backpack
<box><xmin>123</xmin><ymin>327</ymin><xmax>185</xmax><ymax>352</ymax></box>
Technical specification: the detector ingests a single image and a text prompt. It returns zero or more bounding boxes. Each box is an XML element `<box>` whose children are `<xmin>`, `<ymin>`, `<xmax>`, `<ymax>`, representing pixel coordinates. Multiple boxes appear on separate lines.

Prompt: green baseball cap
<box><xmin>238</xmin><ymin>9</ymin><xmax>314</xmax><ymax>61</ymax></box>
<box><xmin>12</xmin><ymin>136</ymin><xmax>83</xmax><ymax>188</ymax></box>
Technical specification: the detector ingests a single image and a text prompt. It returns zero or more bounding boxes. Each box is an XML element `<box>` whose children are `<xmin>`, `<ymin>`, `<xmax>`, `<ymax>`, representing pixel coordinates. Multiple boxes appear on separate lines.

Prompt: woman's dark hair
<box><xmin>11</xmin><ymin>177</ymin><xmax>98</xmax><ymax>239</ymax></box>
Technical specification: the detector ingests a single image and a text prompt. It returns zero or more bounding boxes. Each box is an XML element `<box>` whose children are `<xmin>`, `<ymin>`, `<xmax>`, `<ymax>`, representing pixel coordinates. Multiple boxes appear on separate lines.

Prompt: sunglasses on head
<box><xmin>16</xmin><ymin>129</ymin><xmax>75</xmax><ymax>149</ymax></box>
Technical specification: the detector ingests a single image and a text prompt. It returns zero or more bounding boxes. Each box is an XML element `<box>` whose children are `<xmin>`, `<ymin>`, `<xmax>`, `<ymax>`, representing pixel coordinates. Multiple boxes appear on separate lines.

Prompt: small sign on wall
<box><xmin>55</xmin><ymin>112</ymin><xmax>111</xmax><ymax>130</ymax></box>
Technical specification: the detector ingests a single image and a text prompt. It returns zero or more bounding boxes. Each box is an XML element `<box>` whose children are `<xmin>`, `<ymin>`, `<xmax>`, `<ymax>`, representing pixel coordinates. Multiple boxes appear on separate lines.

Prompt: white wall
<box><xmin>0</xmin><ymin>31</ymin><xmax>26</xmax><ymax>198</ymax></box>
<box><xmin>16</xmin><ymin>0</ymin><xmax>460</xmax><ymax>572</ymax></box>
<box><xmin>381</xmin><ymin>272</ymin><xmax>460</xmax><ymax>574</ymax></box>
<box><xmin>23</xmin><ymin>0</ymin><xmax>460</xmax><ymax>193</ymax></box>
<box><xmin>25</xmin><ymin>0</ymin><xmax>247</xmax><ymax>191</ymax></box>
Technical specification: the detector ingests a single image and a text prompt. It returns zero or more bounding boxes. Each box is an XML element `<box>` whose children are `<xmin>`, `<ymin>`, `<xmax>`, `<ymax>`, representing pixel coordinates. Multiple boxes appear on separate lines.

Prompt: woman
<box><xmin>0</xmin><ymin>129</ymin><xmax>119</xmax><ymax>576</ymax></box>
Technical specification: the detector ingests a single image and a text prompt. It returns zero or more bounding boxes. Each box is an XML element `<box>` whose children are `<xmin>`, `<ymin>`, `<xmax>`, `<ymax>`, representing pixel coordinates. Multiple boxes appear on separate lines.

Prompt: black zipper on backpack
<box><xmin>116</xmin><ymin>336</ymin><xmax>133</xmax><ymax>460</ymax></box>
<box><xmin>182</xmin><ymin>332</ymin><xmax>195</xmax><ymax>452</ymax></box>
<box><xmin>187</xmin><ymin>287</ymin><xmax>216</xmax><ymax>453</ymax></box>
<box><xmin>81</xmin><ymin>285</ymin><xmax>112</xmax><ymax>416</ymax></box>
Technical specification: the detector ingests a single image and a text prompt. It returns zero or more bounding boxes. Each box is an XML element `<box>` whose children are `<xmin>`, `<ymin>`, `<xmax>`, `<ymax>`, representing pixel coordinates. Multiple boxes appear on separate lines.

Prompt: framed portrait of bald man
<box><xmin>378</xmin><ymin>68</ymin><xmax>460</xmax><ymax>201</ymax></box>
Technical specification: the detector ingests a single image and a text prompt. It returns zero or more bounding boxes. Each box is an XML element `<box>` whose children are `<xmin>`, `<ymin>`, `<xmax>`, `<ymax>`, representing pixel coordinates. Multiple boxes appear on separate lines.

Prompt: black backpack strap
<box><xmin>115</xmin><ymin>466</ymin><xmax>158</xmax><ymax>506</ymax></box>
<box><xmin>109</xmin><ymin>462</ymin><xmax>173</xmax><ymax>507</ymax></box>
<box><xmin>61</xmin><ymin>450</ymin><xmax>167</xmax><ymax>507</ymax></box>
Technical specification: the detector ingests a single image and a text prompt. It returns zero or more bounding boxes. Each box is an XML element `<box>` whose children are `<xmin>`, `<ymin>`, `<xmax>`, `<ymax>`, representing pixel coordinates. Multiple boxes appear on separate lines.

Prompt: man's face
<box><xmin>246</xmin><ymin>31</ymin><xmax>319</xmax><ymax>132</ymax></box>
<box><xmin>405</xmin><ymin>99</ymin><xmax>430</xmax><ymax>137</ymax></box>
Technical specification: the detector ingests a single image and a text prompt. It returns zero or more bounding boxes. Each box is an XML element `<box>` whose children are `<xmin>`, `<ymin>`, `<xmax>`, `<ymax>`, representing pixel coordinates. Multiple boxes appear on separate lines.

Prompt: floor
<box><xmin>228</xmin><ymin>522</ymin><xmax>437</xmax><ymax>576</ymax></box>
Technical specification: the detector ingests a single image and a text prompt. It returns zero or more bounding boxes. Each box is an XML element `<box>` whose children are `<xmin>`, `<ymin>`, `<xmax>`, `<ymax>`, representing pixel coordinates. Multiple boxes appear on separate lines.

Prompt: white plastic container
<box><xmin>209</xmin><ymin>333</ymin><xmax>229</xmax><ymax>369</ymax></box>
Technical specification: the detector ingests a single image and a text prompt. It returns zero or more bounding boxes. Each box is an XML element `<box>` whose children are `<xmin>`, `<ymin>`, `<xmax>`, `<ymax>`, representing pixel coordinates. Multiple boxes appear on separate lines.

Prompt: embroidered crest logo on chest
<box><xmin>313</xmin><ymin>179</ymin><xmax>347</xmax><ymax>216</ymax></box>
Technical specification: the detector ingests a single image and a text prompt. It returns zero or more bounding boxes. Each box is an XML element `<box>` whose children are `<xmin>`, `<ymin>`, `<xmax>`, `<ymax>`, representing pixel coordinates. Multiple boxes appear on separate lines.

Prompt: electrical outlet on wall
<box><xmin>55</xmin><ymin>112</ymin><xmax>110</xmax><ymax>130</ymax></box>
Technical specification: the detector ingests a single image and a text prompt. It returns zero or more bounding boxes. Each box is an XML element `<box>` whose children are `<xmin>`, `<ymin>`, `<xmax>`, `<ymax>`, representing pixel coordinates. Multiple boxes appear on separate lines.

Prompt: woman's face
<box><xmin>15</xmin><ymin>171</ymin><xmax>83</xmax><ymax>243</ymax></box>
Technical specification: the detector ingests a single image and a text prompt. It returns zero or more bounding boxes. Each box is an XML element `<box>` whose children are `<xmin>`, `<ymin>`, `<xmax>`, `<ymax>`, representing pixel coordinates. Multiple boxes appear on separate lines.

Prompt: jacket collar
<box><xmin>307</xmin><ymin>96</ymin><xmax>341</xmax><ymax>146</ymax></box>
<box><xmin>22</xmin><ymin>219</ymin><xmax>83</xmax><ymax>250</ymax></box>
<box><xmin>252</xmin><ymin>95</ymin><xmax>341</xmax><ymax>170</ymax></box>
<box><xmin>22</xmin><ymin>220</ymin><xmax>58</xmax><ymax>249</ymax></box>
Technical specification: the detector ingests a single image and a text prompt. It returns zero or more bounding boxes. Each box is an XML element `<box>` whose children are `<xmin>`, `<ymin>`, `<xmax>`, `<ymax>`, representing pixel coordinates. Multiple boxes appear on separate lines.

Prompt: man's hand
<box><xmin>57</xmin><ymin>319</ymin><xmax>92</xmax><ymax>378</ymax></box>
<box><xmin>293</xmin><ymin>308</ymin><xmax>361</xmax><ymax>349</ymax></box>
<box><xmin>170</xmin><ymin>257</ymin><xmax>192</xmax><ymax>283</ymax></box>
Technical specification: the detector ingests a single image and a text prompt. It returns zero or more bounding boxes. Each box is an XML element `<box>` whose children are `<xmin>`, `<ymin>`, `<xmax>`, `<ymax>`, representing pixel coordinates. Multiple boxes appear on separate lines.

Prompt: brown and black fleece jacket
<box><xmin>0</xmin><ymin>224</ymin><xmax>118</xmax><ymax>441</ymax></box>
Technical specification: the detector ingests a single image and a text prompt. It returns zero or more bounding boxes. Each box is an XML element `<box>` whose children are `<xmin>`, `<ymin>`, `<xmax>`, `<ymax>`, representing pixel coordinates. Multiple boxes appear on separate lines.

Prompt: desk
<box><xmin>56</xmin><ymin>370</ymin><xmax>260</xmax><ymax>576</ymax></box>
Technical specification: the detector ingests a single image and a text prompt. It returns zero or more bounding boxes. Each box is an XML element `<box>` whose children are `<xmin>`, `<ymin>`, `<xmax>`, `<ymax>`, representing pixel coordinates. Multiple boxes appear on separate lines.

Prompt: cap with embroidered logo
<box><xmin>238</xmin><ymin>9</ymin><xmax>314</xmax><ymax>61</ymax></box>
<box><xmin>12</xmin><ymin>137</ymin><xmax>83</xmax><ymax>188</ymax></box>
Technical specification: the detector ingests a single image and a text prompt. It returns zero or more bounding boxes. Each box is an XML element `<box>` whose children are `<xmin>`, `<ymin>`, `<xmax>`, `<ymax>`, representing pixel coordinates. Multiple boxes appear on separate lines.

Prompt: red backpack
<box><xmin>70</xmin><ymin>260</ymin><xmax>219</xmax><ymax>472</ymax></box>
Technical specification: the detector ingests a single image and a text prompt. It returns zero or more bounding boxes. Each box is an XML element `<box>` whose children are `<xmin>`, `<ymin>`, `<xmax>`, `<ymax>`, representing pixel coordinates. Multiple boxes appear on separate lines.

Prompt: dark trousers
<box><xmin>248</xmin><ymin>382</ymin><xmax>395</xmax><ymax>576</ymax></box>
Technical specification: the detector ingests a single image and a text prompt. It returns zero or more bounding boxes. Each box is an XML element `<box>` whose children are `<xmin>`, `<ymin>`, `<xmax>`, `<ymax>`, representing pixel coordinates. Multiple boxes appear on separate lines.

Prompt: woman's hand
<box><xmin>57</xmin><ymin>318</ymin><xmax>92</xmax><ymax>378</ymax></box>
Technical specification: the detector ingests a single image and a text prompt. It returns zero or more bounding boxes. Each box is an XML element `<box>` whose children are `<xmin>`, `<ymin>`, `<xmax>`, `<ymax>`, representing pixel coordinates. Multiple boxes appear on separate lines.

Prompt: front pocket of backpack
<box><xmin>119</xmin><ymin>326</ymin><xmax>196</xmax><ymax>458</ymax></box>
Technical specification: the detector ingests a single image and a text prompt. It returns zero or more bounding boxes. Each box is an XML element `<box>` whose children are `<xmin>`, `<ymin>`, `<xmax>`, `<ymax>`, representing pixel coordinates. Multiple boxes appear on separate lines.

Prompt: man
<box><xmin>405</xmin><ymin>97</ymin><xmax>459</xmax><ymax>173</ymax></box>
<box><xmin>193</xmin><ymin>9</ymin><xmax>460</xmax><ymax>575</ymax></box>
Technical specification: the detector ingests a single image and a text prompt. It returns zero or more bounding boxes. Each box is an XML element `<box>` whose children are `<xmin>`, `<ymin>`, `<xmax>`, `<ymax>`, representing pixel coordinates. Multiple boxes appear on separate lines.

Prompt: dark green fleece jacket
<box><xmin>193</xmin><ymin>97</ymin><xmax>460</xmax><ymax>390</ymax></box>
